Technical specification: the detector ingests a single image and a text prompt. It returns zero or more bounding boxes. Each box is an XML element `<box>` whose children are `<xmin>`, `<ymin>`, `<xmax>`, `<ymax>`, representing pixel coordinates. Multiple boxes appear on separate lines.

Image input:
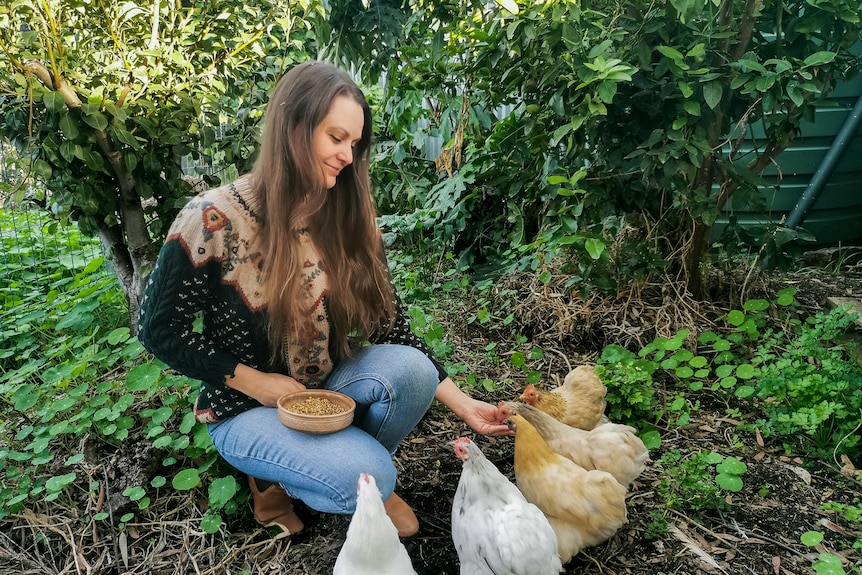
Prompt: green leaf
<box><xmin>208</xmin><ymin>475</ymin><xmax>239</xmax><ymax>509</ymax></box>
<box><xmin>742</xmin><ymin>299</ymin><xmax>769</xmax><ymax>312</ymax></box>
<box><xmin>45</xmin><ymin>472</ymin><xmax>77</xmax><ymax>494</ymax></box>
<box><xmin>550</xmin><ymin>122</ymin><xmax>573</xmax><ymax>147</ymax></box>
<box><xmin>149</xmin><ymin>406</ymin><xmax>174</xmax><ymax>425</ymax></box>
<box><xmin>495</xmin><ymin>0</ymin><xmax>519</xmax><ymax>14</ymax></box>
<box><xmin>59</xmin><ymin>115</ymin><xmax>79</xmax><ymax>140</ymax></box>
<box><xmin>43</xmin><ymin>91</ymin><xmax>65</xmax><ymax>114</ymax></box>
<box><xmin>640</xmin><ymin>430</ymin><xmax>662</xmax><ymax>450</ymax></box>
<box><xmin>123</xmin><ymin>486</ymin><xmax>146</xmax><ymax>501</ymax></box>
<box><xmin>734</xmin><ymin>385</ymin><xmax>755</xmax><ymax>398</ymax></box>
<box><xmin>735</xmin><ymin>364</ymin><xmax>755</xmax><ymax>379</ymax></box>
<box><xmin>106</xmin><ymin>328</ymin><xmax>131</xmax><ymax>345</ymax></box>
<box><xmin>727</xmin><ymin>310</ymin><xmax>745</xmax><ymax>327</ymax></box>
<box><xmin>678</xmin><ymin>81</ymin><xmax>693</xmax><ymax>98</ymax></box>
<box><xmin>705</xmin><ymin>452</ymin><xmax>724</xmax><ymax>464</ymax></box>
<box><xmin>172</xmin><ymin>468</ymin><xmax>201</xmax><ymax>490</ymax></box>
<box><xmin>657</xmin><ymin>45</ymin><xmax>684</xmax><ymax>61</ymax></box>
<box><xmin>33</xmin><ymin>159</ymin><xmax>53</xmax><ymax>179</ymax></box>
<box><xmin>82</xmin><ymin>111</ymin><xmax>109</xmax><ymax>131</ymax></box>
<box><xmin>715</xmin><ymin>473</ymin><xmax>743</xmax><ymax>492</ymax></box>
<box><xmin>127</xmin><ymin>363</ymin><xmax>162</xmax><ymax>391</ymax></box>
<box><xmin>812</xmin><ymin>552</ymin><xmax>844</xmax><ymax>575</ymax></box>
<box><xmin>716</xmin><ymin>456</ymin><xmax>746</xmax><ymax>475</ymax></box>
<box><xmin>675</xmin><ymin>366</ymin><xmax>694</xmax><ymax>378</ymax></box>
<box><xmin>65</xmin><ymin>453</ymin><xmax>85</xmax><ymax>465</ymax></box>
<box><xmin>60</xmin><ymin>140</ymin><xmax>76</xmax><ymax>162</ymax></box>
<box><xmin>720</xmin><ymin>376</ymin><xmax>737</xmax><ymax>388</ymax></box>
<box><xmin>12</xmin><ymin>384</ymin><xmax>40</xmax><ymax>411</ymax></box>
<box><xmin>801</xmin><ymin>531</ymin><xmax>825</xmax><ymax>546</ymax></box>
<box><xmin>702</xmin><ymin>81</ymin><xmax>723</xmax><ymax>110</ymax></box>
<box><xmin>715</xmin><ymin>364</ymin><xmax>734</xmax><ymax>378</ymax></box>
<box><xmin>584</xmin><ymin>238</ymin><xmax>605</xmax><ymax>259</ymax></box>
<box><xmin>803</xmin><ymin>51</ymin><xmax>836</xmax><ymax>67</ymax></box>
<box><xmin>200</xmin><ymin>512</ymin><xmax>223</xmax><ymax>534</ymax></box>
<box><xmin>598</xmin><ymin>81</ymin><xmax>617</xmax><ymax>104</ymax></box>
<box><xmin>683</xmin><ymin>101</ymin><xmax>700</xmax><ymax>116</ymax></box>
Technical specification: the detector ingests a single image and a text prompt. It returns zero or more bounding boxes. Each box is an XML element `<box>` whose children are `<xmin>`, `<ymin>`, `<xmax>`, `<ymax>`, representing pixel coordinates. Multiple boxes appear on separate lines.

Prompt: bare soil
<box><xmin>2</xmin><ymin>254</ymin><xmax>861</xmax><ymax>575</ymax></box>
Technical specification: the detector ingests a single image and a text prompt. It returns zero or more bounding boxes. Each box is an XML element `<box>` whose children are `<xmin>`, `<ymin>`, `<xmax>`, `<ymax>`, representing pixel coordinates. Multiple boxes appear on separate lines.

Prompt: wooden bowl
<box><xmin>277</xmin><ymin>390</ymin><xmax>356</xmax><ymax>434</ymax></box>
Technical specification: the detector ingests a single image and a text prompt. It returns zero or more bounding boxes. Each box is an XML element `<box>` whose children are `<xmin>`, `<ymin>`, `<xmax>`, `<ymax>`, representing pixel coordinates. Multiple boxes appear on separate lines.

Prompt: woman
<box><xmin>137</xmin><ymin>60</ymin><xmax>511</xmax><ymax>538</ymax></box>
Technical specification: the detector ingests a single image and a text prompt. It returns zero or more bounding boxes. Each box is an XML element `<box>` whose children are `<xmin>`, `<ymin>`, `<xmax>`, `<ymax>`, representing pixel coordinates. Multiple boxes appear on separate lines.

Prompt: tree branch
<box><xmin>732</xmin><ymin>0</ymin><xmax>763</xmax><ymax>61</ymax></box>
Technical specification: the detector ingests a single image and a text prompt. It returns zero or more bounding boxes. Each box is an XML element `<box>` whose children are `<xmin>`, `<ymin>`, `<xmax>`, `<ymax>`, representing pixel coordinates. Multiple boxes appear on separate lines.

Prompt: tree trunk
<box><xmin>27</xmin><ymin>60</ymin><xmax>157</xmax><ymax>331</ymax></box>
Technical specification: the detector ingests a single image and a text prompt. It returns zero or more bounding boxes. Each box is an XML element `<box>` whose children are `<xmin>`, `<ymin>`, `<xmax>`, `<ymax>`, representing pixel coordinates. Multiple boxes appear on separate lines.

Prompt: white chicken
<box><xmin>451</xmin><ymin>437</ymin><xmax>562</xmax><ymax>575</ymax></box>
<box><xmin>333</xmin><ymin>473</ymin><xmax>417</xmax><ymax>575</ymax></box>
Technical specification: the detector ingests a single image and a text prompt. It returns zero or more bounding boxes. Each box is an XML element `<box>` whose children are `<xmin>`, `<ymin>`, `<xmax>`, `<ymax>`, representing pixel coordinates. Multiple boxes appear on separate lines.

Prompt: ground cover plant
<box><xmin>1</xmin><ymin>208</ymin><xmax>861</xmax><ymax>574</ymax></box>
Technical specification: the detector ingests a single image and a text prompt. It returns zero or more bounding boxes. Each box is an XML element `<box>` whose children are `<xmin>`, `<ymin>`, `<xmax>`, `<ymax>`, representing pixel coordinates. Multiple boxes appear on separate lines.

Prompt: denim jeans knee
<box><xmin>209</xmin><ymin>407</ymin><xmax>396</xmax><ymax>514</ymax></box>
<box><xmin>206</xmin><ymin>344</ymin><xmax>439</xmax><ymax>514</ymax></box>
<box><xmin>325</xmin><ymin>344</ymin><xmax>439</xmax><ymax>454</ymax></box>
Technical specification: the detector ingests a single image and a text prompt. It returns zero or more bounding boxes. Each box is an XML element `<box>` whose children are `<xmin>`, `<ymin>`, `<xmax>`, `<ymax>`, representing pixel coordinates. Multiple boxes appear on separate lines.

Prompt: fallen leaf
<box><xmin>755</xmin><ymin>427</ymin><xmax>764</xmax><ymax>447</ymax></box>
<box><xmin>119</xmin><ymin>531</ymin><xmax>129</xmax><ymax>568</ymax></box>
<box><xmin>716</xmin><ymin>417</ymin><xmax>741</xmax><ymax>425</ymax></box>
<box><xmin>714</xmin><ymin>533</ymin><xmax>743</xmax><ymax>543</ymax></box>
<box><xmin>744</xmin><ymin>538</ymin><xmax>770</xmax><ymax>545</ymax></box>
<box><xmin>669</xmin><ymin>524</ymin><xmax>723</xmax><ymax>573</ymax></box>
<box><xmin>783</xmin><ymin>463</ymin><xmax>812</xmax><ymax>485</ymax></box>
<box><xmin>820</xmin><ymin>518</ymin><xmax>849</xmax><ymax>536</ymax></box>
<box><xmin>839</xmin><ymin>454</ymin><xmax>860</xmax><ymax>480</ymax></box>
<box><xmin>772</xmin><ymin>556</ymin><xmax>780</xmax><ymax>575</ymax></box>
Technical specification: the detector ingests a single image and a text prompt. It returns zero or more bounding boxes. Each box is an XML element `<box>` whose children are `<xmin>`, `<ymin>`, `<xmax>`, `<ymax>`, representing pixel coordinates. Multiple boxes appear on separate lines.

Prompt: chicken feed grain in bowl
<box><xmin>277</xmin><ymin>390</ymin><xmax>356</xmax><ymax>434</ymax></box>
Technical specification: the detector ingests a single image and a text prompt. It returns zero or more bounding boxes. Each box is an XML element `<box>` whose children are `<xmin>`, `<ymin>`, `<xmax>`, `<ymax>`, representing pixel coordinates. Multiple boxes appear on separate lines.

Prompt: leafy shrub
<box><xmin>655</xmin><ymin>449</ymin><xmax>728</xmax><ymax>511</ymax></box>
<box><xmin>746</xmin><ymin>305</ymin><xmax>862</xmax><ymax>459</ymax></box>
<box><xmin>0</xmin><ymin>209</ymin><xmax>240</xmax><ymax>532</ymax></box>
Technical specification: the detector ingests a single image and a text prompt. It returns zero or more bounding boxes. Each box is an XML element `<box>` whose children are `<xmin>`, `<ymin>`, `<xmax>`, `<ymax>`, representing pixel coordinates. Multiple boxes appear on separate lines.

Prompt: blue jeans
<box><xmin>207</xmin><ymin>344</ymin><xmax>439</xmax><ymax>514</ymax></box>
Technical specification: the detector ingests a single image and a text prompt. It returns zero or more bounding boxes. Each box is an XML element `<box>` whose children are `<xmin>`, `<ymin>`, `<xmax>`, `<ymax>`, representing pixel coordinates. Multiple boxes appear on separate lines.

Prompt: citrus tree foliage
<box><xmin>370</xmin><ymin>0</ymin><xmax>861</xmax><ymax>295</ymax></box>
<box><xmin>0</xmin><ymin>0</ymin><xmax>320</xmax><ymax>325</ymax></box>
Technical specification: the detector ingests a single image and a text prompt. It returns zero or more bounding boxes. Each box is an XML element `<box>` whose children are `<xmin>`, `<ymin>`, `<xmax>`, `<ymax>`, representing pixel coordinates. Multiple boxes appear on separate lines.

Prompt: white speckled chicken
<box><xmin>506</xmin><ymin>414</ymin><xmax>628</xmax><ymax>564</ymax></box>
<box><xmin>451</xmin><ymin>437</ymin><xmax>562</xmax><ymax>575</ymax></box>
<box><xmin>333</xmin><ymin>473</ymin><xmax>417</xmax><ymax>575</ymax></box>
<box><xmin>499</xmin><ymin>401</ymin><xmax>648</xmax><ymax>487</ymax></box>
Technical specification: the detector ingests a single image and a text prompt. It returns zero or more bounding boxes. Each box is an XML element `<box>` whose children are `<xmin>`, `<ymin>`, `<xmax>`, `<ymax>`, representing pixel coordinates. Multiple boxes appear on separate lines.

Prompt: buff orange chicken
<box><xmin>519</xmin><ymin>365</ymin><xmax>607</xmax><ymax>429</ymax></box>
<box><xmin>499</xmin><ymin>401</ymin><xmax>648</xmax><ymax>487</ymax></box>
<box><xmin>506</xmin><ymin>413</ymin><xmax>628</xmax><ymax>564</ymax></box>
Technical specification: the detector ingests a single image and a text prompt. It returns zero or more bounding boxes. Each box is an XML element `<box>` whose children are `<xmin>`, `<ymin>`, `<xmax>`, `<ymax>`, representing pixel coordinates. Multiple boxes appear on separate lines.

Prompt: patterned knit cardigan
<box><xmin>137</xmin><ymin>176</ymin><xmax>446</xmax><ymax>423</ymax></box>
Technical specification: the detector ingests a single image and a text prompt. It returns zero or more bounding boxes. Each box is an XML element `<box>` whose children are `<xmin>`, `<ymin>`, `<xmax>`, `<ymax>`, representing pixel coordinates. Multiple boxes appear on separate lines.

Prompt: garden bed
<box><xmin>2</xmin><ymin>260</ymin><xmax>861</xmax><ymax>575</ymax></box>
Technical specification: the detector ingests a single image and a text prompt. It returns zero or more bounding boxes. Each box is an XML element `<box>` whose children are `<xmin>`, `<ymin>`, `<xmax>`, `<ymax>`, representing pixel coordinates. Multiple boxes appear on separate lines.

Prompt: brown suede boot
<box><xmin>248</xmin><ymin>475</ymin><xmax>305</xmax><ymax>536</ymax></box>
<box><xmin>383</xmin><ymin>492</ymin><xmax>419</xmax><ymax>537</ymax></box>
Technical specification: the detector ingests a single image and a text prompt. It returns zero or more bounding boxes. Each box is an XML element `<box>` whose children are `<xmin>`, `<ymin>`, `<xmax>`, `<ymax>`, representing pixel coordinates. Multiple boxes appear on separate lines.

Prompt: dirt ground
<box><xmin>2</xmin><ymin>251</ymin><xmax>861</xmax><ymax>575</ymax></box>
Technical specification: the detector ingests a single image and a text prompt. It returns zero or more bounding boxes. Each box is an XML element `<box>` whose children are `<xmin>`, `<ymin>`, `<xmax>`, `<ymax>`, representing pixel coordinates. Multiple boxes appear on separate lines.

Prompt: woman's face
<box><xmin>312</xmin><ymin>95</ymin><xmax>364</xmax><ymax>189</ymax></box>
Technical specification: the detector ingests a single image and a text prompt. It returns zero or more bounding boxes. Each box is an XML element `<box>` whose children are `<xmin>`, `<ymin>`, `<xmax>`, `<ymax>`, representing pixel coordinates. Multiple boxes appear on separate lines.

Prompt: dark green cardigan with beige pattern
<box><xmin>137</xmin><ymin>176</ymin><xmax>446</xmax><ymax>423</ymax></box>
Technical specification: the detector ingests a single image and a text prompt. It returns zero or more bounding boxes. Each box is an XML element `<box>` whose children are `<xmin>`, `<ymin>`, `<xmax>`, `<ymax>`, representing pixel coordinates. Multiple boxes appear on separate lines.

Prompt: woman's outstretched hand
<box><xmin>435</xmin><ymin>377</ymin><xmax>515</xmax><ymax>437</ymax></box>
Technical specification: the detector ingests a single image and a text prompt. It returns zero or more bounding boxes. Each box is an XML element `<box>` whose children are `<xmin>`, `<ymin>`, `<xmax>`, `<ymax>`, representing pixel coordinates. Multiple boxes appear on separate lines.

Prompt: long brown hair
<box><xmin>251</xmin><ymin>61</ymin><xmax>395</xmax><ymax>364</ymax></box>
